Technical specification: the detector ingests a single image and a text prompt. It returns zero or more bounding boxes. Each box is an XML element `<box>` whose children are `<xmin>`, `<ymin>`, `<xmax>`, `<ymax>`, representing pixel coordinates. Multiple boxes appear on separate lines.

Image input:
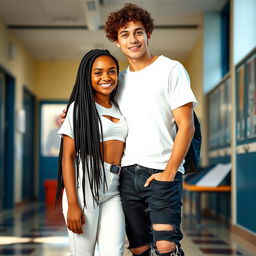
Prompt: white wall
<box><xmin>233</xmin><ymin>0</ymin><xmax>256</xmax><ymax>64</ymax></box>
<box><xmin>203</xmin><ymin>12</ymin><xmax>222</xmax><ymax>93</ymax></box>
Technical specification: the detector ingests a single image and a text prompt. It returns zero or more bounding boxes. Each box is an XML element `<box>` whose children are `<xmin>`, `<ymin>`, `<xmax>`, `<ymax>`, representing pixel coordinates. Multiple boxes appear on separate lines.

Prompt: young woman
<box><xmin>56</xmin><ymin>49</ymin><xmax>127</xmax><ymax>256</ymax></box>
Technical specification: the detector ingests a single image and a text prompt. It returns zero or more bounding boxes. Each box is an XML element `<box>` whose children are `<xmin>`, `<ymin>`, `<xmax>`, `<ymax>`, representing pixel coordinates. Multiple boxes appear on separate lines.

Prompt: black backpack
<box><xmin>175</xmin><ymin>112</ymin><xmax>202</xmax><ymax>175</ymax></box>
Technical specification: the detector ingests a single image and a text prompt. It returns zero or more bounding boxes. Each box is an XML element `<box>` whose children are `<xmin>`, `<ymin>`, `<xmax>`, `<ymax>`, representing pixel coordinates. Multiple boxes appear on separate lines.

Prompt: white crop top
<box><xmin>58</xmin><ymin>101</ymin><xmax>128</xmax><ymax>143</ymax></box>
<box><xmin>95</xmin><ymin>102</ymin><xmax>128</xmax><ymax>142</ymax></box>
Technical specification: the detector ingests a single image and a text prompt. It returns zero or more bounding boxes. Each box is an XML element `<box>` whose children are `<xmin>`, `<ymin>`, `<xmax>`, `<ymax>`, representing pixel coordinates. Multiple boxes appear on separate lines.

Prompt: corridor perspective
<box><xmin>0</xmin><ymin>202</ymin><xmax>256</xmax><ymax>256</ymax></box>
<box><xmin>0</xmin><ymin>0</ymin><xmax>256</xmax><ymax>255</ymax></box>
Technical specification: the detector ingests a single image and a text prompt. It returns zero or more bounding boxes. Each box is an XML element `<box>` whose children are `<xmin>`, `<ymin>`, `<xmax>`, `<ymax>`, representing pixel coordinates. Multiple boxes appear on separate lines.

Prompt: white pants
<box><xmin>62</xmin><ymin>162</ymin><xmax>125</xmax><ymax>256</ymax></box>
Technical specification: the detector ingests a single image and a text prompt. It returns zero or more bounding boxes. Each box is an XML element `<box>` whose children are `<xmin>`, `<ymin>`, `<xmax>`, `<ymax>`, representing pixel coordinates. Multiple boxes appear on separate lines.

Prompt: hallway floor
<box><xmin>0</xmin><ymin>203</ymin><xmax>255</xmax><ymax>256</ymax></box>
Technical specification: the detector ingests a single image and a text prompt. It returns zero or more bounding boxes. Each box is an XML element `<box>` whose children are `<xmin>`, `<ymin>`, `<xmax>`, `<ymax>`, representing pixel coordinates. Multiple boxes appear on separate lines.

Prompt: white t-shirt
<box><xmin>115</xmin><ymin>55</ymin><xmax>198</xmax><ymax>173</ymax></box>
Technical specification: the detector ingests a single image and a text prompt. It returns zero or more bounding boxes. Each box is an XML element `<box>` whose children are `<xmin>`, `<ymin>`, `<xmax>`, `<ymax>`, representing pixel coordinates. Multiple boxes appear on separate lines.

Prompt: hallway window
<box><xmin>41</xmin><ymin>104</ymin><xmax>66</xmax><ymax>156</ymax></box>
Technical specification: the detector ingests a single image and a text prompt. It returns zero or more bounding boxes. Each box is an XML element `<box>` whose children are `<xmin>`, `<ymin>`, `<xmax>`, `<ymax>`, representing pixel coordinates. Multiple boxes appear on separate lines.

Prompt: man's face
<box><xmin>116</xmin><ymin>20</ymin><xmax>150</xmax><ymax>61</ymax></box>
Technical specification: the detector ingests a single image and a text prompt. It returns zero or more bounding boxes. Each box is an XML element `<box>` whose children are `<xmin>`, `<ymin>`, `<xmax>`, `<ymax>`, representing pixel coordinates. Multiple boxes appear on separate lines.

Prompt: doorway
<box><xmin>0</xmin><ymin>68</ymin><xmax>15</xmax><ymax>209</ymax></box>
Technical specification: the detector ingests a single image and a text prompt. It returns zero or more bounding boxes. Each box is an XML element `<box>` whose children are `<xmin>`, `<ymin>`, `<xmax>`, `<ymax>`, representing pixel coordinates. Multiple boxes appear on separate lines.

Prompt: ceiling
<box><xmin>0</xmin><ymin>0</ymin><xmax>227</xmax><ymax>62</ymax></box>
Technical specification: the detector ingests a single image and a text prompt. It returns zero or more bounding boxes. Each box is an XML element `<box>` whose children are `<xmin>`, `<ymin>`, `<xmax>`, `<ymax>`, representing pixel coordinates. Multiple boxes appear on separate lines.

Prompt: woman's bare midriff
<box><xmin>100</xmin><ymin>140</ymin><xmax>125</xmax><ymax>165</ymax></box>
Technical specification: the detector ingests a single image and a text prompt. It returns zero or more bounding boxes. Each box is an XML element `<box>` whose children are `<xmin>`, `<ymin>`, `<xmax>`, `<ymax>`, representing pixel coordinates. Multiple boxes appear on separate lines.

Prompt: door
<box><xmin>22</xmin><ymin>88</ymin><xmax>35</xmax><ymax>201</ymax></box>
<box><xmin>0</xmin><ymin>72</ymin><xmax>5</xmax><ymax>210</ymax></box>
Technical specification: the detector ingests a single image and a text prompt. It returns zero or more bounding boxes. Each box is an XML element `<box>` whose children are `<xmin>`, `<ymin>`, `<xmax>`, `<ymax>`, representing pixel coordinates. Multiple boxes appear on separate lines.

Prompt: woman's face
<box><xmin>91</xmin><ymin>55</ymin><xmax>118</xmax><ymax>98</ymax></box>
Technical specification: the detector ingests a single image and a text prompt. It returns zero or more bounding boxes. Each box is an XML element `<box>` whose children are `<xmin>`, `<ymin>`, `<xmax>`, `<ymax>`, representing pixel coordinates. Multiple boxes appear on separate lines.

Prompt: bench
<box><xmin>183</xmin><ymin>182</ymin><xmax>231</xmax><ymax>227</ymax></box>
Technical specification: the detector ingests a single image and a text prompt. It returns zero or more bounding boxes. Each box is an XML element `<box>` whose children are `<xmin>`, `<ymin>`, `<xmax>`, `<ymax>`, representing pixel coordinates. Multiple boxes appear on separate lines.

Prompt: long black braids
<box><xmin>56</xmin><ymin>49</ymin><xmax>119</xmax><ymax>209</ymax></box>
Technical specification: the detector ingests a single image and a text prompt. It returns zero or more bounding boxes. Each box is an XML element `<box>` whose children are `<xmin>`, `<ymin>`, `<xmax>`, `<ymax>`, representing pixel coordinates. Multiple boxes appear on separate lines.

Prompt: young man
<box><xmin>61</xmin><ymin>3</ymin><xmax>197</xmax><ymax>256</ymax></box>
<box><xmin>104</xmin><ymin>4</ymin><xmax>197</xmax><ymax>256</ymax></box>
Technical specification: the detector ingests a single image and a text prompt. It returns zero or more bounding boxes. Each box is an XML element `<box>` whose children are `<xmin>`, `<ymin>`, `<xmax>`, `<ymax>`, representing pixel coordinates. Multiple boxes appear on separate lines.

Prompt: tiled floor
<box><xmin>0</xmin><ymin>203</ymin><xmax>255</xmax><ymax>256</ymax></box>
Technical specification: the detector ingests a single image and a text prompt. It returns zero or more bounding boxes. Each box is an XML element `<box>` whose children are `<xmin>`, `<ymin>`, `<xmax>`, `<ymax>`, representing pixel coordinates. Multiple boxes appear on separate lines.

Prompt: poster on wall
<box><xmin>208</xmin><ymin>93</ymin><xmax>214</xmax><ymax>149</ymax></box>
<box><xmin>211</xmin><ymin>90</ymin><xmax>218</xmax><ymax>148</ymax></box>
<box><xmin>225</xmin><ymin>78</ymin><xmax>231</xmax><ymax>145</ymax></box>
<box><xmin>219</xmin><ymin>82</ymin><xmax>226</xmax><ymax>146</ymax></box>
<box><xmin>41</xmin><ymin>104</ymin><xmax>66</xmax><ymax>156</ymax></box>
<box><xmin>246</xmin><ymin>54</ymin><xmax>256</xmax><ymax>138</ymax></box>
<box><xmin>216</xmin><ymin>86</ymin><xmax>221</xmax><ymax>147</ymax></box>
<box><xmin>237</xmin><ymin>65</ymin><xmax>245</xmax><ymax>141</ymax></box>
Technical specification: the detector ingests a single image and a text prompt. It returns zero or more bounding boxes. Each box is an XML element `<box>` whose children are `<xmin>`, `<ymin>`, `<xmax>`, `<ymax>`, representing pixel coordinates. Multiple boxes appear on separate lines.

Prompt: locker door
<box><xmin>0</xmin><ymin>72</ymin><xmax>6</xmax><ymax>210</ymax></box>
<box><xmin>22</xmin><ymin>88</ymin><xmax>35</xmax><ymax>201</ymax></box>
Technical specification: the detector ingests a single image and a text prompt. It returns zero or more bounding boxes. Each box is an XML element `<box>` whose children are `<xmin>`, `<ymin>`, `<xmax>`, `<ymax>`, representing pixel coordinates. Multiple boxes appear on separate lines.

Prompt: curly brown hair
<box><xmin>105</xmin><ymin>3</ymin><xmax>154</xmax><ymax>42</ymax></box>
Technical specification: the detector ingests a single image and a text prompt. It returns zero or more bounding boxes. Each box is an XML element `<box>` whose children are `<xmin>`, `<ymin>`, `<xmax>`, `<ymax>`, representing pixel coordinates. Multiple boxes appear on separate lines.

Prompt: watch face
<box><xmin>110</xmin><ymin>165</ymin><xmax>121</xmax><ymax>174</ymax></box>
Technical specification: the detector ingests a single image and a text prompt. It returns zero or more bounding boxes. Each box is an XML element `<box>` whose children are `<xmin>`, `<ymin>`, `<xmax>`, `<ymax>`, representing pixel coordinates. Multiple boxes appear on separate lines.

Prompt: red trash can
<box><xmin>44</xmin><ymin>179</ymin><xmax>57</xmax><ymax>204</ymax></box>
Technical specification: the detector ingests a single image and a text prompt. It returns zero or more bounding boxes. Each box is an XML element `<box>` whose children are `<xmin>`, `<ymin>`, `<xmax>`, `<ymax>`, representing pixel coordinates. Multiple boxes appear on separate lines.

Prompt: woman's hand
<box><xmin>67</xmin><ymin>202</ymin><xmax>85</xmax><ymax>234</ymax></box>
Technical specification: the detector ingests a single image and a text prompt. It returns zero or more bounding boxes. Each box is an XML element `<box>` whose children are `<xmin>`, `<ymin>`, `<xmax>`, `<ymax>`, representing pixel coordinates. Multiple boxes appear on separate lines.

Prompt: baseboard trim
<box><xmin>231</xmin><ymin>224</ymin><xmax>256</xmax><ymax>244</ymax></box>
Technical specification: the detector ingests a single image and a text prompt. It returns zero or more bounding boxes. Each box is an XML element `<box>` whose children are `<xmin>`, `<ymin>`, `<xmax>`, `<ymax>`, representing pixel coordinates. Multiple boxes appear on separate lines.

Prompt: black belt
<box><xmin>110</xmin><ymin>164</ymin><xmax>121</xmax><ymax>175</ymax></box>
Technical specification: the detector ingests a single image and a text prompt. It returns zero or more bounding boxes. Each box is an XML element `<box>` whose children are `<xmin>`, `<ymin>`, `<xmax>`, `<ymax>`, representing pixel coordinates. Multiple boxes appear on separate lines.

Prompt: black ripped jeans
<box><xmin>119</xmin><ymin>164</ymin><xmax>183</xmax><ymax>250</ymax></box>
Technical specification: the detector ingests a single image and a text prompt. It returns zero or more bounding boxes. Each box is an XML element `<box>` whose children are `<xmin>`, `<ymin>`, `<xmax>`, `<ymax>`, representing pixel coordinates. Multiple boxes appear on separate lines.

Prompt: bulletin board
<box><xmin>236</xmin><ymin>48</ymin><xmax>256</xmax><ymax>144</ymax></box>
<box><xmin>208</xmin><ymin>75</ymin><xmax>231</xmax><ymax>150</ymax></box>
